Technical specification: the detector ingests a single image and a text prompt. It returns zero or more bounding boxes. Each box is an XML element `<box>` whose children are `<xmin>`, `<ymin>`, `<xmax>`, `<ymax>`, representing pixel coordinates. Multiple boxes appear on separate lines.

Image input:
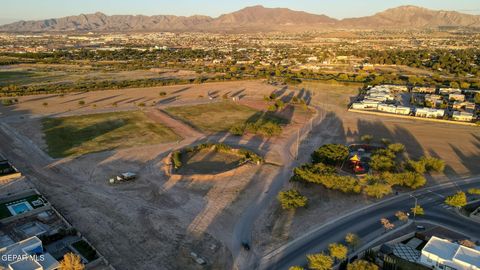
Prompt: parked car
<box><xmin>416</xmin><ymin>225</ymin><xmax>426</xmax><ymax>231</ymax></box>
<box><xmin>241</xmin><ymin>242</ymin><xmax>250</xmax><ymax>251</ymax></box>
<box><xmin>109</xmin><ymin>172</ymin><xmax>137</xmax><ymax>184</ymax></box>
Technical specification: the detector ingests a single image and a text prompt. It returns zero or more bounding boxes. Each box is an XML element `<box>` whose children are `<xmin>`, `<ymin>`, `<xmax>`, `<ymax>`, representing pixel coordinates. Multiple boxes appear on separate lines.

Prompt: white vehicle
<box><xmin>109</xmin><ymin>172</ymin><xmax>137</xmax><ymax>184</ymax></box>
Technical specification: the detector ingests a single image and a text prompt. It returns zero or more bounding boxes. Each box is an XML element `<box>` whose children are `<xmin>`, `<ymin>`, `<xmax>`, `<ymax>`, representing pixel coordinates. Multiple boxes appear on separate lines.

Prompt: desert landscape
<box><xmin>0</xmin><ymin>78</ymin><xmax>478</xmax><ymax>269</ymax></box>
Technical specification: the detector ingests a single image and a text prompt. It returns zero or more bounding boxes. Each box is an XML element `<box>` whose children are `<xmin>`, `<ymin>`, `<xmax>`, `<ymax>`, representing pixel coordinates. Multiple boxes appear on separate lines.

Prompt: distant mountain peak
<box><xmin>1</xmin><ymin>5</ymin><xmax>479</xmax><ymax>33</ymax></box>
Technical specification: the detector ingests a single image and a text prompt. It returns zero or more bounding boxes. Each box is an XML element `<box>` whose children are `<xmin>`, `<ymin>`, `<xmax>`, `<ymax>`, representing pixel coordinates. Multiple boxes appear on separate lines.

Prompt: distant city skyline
<box><xmin>1</xmin><ymin>0</ymin><xmax>480</xmax><ymax>24</ymax></box>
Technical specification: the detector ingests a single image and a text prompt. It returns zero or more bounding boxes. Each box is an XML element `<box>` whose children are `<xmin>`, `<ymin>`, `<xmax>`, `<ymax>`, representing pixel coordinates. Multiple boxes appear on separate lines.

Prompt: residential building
<box><xmin>425</xmin><ymin>94</ymin><xmax>443</xmax><ymax>108</ymax></box>
<box><xmin>0</xmin><ymin>236</ymin><xmax>59</xmax><ymax>270</ymax></box>
<box><xmin>378</xmin><ymin>104</ymin><xmax>397</xmax><ymax>113</ymax></box>
<box><xmin>420</xmin><ymin>236</ymin><xmax>480</xmax><ymax>270</ymax></box>
<box><xmin>452</xmin><ymin>111</ymin><xmax>474</xmax><ymax>122</ymax></box>
<box><xmin>452</xmin><ymin>101</ymin><xmax>476</xmax><ymax>111</ymax></box>
<box><xmin>413</xmin><ymin>87</ymin><xmax>436</xmax><ymax>94</ymax></box>
<box><xmin>395</xmin><ymin>106</ymin><xmax>411</xmax><ymax>115</ymax></box>
<box><xmin>415</xmin><ymin>108</ymin><xmax>445</xmax><ymax>118</ymax></box>
<box><xmin>449</xmin><ymin>94</ymin><xmax>466</xmax><ymax>102</ymax></box>
<box><xmin>439</xmin><ymin>88</ymin><xmax>462</xmax><ymax>95</ymax></box>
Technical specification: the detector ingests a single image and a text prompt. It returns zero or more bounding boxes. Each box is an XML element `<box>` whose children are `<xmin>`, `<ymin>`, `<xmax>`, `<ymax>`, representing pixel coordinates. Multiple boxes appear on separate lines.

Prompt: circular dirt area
<box><xmin>178</xmin><ymin>148</ymin><xmax>243</xmax><ymax>175</ymax></box>
<box><xmin>171</xmin><ymin>143</ymin><xmax>263</xmax><ymax>175</ymax></box>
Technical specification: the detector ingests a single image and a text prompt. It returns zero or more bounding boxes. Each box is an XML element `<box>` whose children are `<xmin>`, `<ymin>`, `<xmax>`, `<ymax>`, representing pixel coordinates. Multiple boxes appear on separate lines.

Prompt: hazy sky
<box><xmin>1</xmin><ymin>0</ymin><xmax>479</xmax><ymax>23</ymax></box>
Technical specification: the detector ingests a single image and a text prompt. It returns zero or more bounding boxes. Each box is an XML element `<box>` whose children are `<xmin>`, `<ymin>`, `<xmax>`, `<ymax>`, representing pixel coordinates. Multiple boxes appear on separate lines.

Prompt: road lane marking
<box><xmin>427</xmin><ymin>190</ymin><xmax>445</xmax><ymax>199</ymax></box>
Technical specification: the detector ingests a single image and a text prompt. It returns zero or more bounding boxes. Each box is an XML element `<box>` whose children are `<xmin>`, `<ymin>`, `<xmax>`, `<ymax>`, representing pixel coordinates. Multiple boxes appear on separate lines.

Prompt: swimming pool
<box><xmin>7</xmin><ymin>201</ymin><xmax>33</xmax><ymax>216</ymax></box>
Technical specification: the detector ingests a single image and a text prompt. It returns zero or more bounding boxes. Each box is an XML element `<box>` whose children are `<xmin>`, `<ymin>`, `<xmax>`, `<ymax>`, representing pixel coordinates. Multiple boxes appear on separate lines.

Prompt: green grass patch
<box><xmin>164</xmin><ymin>102</ymin><xmax>287</xmax><ymax>136</ymax></box>
<box><xmin>42</xmin><ymin>111</ymin><xmax>180</xmax><ymax>158</ymax></box>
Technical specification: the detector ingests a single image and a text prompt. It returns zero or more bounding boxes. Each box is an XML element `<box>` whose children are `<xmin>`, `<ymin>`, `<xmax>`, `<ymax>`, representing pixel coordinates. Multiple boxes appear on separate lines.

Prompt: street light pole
<box><xmin>410</xmin><ymin>194</ymin><xmax>418</xmax><ymax>223</ymax></box>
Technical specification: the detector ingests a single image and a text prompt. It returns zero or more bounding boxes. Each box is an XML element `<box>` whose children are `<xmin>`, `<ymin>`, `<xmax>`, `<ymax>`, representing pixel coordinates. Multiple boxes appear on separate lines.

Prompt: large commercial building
<box><xmin>420</xmin><ymin>236</ymin><xmax>480</xmax><ymax>270</ymax></box>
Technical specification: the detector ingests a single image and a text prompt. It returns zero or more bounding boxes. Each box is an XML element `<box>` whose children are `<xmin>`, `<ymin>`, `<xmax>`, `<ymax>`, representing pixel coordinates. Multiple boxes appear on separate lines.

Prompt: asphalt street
<box><xmin>261</xmin><ymin>176</ymin><xmax>480</xmax><ymax>270</ymax></box>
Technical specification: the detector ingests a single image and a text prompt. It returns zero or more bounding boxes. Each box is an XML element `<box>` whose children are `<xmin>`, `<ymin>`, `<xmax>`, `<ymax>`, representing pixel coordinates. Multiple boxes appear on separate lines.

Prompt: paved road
<box><xmin>259</xmin><ymin>176</ymin><xmax>480</xmax><ymax>269</ymax></box>
<box><xmin>231</xmin><ymin>106</ymin><xmax>350</xmax><ymax>268</ymax></box>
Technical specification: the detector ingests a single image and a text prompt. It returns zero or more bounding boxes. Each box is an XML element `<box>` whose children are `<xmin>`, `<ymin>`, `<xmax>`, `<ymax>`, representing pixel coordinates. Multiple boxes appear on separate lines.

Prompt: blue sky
<box><xmin>1</xmin><ymin>0</ymin><xmax>479</xmax><ymax>23</ymax></box>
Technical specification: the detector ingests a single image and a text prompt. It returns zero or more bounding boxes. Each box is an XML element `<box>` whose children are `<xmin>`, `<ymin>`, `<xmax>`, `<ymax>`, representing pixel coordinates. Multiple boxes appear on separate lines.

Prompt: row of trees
<box><xmin>289</xmin><ymin>233</ymin><xmax>377</xmax><ymax>270</ymax></box>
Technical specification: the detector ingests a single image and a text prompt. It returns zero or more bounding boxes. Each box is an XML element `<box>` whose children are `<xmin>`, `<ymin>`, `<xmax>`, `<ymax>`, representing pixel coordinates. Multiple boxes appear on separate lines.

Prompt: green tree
<box><xmin>307</xmin><ymin>253</ymin><xmax>333</xmax><ymax>270</ymax></box>
<box><xmin>445</xmin><ymin>191</ymin><xmax>467</xmax><ymax>208</ymax></box>
<box><xmin>411</xmin><ymin>205</ymin><xmax>425</xmax><ymax>216</ymax></box>
<box><xmin>277</xmin><ymin>189</ymin><xmax>308</xmax><ymax>210</ymax></box>
<box><xmin>288</xmin><ymin>266</ymin><xmax>304</xmax><ymax>270</ymax></box>
<box><xmin>345</xmin><ymin>233</ymin><xmax>361</xmax><ymax>251</ymax></box>
<box><xmin>329</xmin><ymin>243</ymin><xmax>348</xmax><ymax>261</ymax></box>
<box><xmin>347</xmin><ymin>260</ymin><xmax>379</xmax><ymax>270</ymax></box>
<box><xmin>311</xmin><ymin>144</ymin><xmax>349</xmax><ymax>165</ymax></box>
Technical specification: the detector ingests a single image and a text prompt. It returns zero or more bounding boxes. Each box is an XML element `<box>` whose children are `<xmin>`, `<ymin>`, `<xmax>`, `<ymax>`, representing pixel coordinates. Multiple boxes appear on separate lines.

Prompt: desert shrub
<box><xmin>275</xmin><ymin>99</ymin><xmax>285</xmax><ymax>110</ymax></box>
<box><xmin>370</xmin><ymin>154</ymin><xmax>395</xmax><ymax>172</ymax></box>
<box><xmin>229</xmin><ymin>124</ymin><xmax>245</xmax><ymax>136</ymax></box>
<box><xmin>468</xmin><ymin>188</ymin><xmax>480</xmax><ymax>195</ymax></box>
<box><xmin>172</xmin><ymin>151</ymin><xmax>182</xmax><ymax>169</ymax></box>
<box><xmin>138</xmin><ymin>102</ymin><xmax>146</xmax><ymax>107</ymax></box>
<box><xmin>445</xmin><ymin>191</ymin><xmax>467</xmax><ymax>208</ymax></box>
<box><xmin>267</xmin><ymin>104</ymin><xmax>277</xmax><ymax>111</ymax></box>
<box><xmin>1</xmin><ymin>98</ymin><xmax>18</xmax><ymax>106</ymax></box>
<box><xmin>404</xmin><ymin>159</ymin><xmax>426</xmax><ymax>174</ymax></box>
<box><xmin>387</xmin><ymin>143</ymin><xmax>405</xmax><ymax>154</ymax></box>
<box><xmin>159</xmin><ymin>91</ymin><xmax>167</xmax><ymax>96</ymax></box>
<box><xmin>277</xmin><ymin>189</ymin><xmax>308</xmax><ymax>210</ymax></box>
<box><xmin>382</xmin><ymin>172</ymin><xmax>426</xmax><ymax>189</ymax></box>
<box><xmin>405</xmin><ymin>156</ymin><xmax>445</xmax><ymax>173</ymax></box>
<box><xmin>245</xmin><ymin>120</ymin><xmax>282</xmax><ymax>136</ymax></box>
<box><xmin>311</xmin><ymin>144</ymin><xmax>349</xmax><ymax>165</ymax></box>
<box><xmin>421</xmin><ymin>156</ymin><xmax>445</xmax><ymax>172</ymax></box>
<box><xmin>78</xmin><ymin>100</ymin><xmax>85</xmax><ymax>106</ymax></box>
<box><xmin>360</xmin><ymin>134</ymin><xmax>373</xmax><ymax>144</ymax></box>
<box><xmin>292</xmin><ymin>165</ymin><xmax>361</xmax><ymax>193</ymax></box>
<box><xmin>363</xmin><ymin>183</ymin><xmax>393</xmax><ymax>198</ymax></box>
<box><xmin>347</xmin><ymin>260</ymin><xmax>378</xmax><ymax>270</ymax></box>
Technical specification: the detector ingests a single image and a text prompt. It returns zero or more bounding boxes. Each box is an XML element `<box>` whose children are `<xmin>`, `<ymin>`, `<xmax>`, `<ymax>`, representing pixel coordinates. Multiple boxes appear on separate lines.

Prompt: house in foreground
<box><xmin>452</xmin><ymin>111</ymin><xmax>474</xmax><ymax>122</ymax></box>
<box><xmin>0</xmin><ymin>236</ymin><xmax>59</xmax><ymax>270</ymax></box>
<box><xmin>415</xmin><ymin>108</ymin><xmax>445</xmax><ymax>119</ymax></box>
<box><xmin>420</xmin><ymin>236</ymin><xmax>480</xmax><ymax>270</ymax></box>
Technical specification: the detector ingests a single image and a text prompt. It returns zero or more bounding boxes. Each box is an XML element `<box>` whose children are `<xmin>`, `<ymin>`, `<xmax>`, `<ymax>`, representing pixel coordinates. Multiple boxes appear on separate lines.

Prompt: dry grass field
<box><xmin>42</xmin><ymin>111</ymin><xmax>180</xmax><ymax>157</ymax></box>
<box><xmin>164</xmin><ymin>102</ymin><xmax>288</xmax><ymax>133</ymax></box>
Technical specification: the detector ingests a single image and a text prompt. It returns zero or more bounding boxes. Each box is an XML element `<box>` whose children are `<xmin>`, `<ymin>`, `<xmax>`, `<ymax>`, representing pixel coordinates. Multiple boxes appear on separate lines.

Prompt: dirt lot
<box><xmin>0</xmin><ymin>79</ymin><xmax>478</xmax><ymax>270</ymax></box>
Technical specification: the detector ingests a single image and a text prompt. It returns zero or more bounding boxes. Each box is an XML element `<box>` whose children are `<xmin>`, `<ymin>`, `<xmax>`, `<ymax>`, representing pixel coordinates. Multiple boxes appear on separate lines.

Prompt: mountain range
<box><xmin>1</xmin><ymin>5</ymin><xmax>480</xmax><ymax>33</ymax></box>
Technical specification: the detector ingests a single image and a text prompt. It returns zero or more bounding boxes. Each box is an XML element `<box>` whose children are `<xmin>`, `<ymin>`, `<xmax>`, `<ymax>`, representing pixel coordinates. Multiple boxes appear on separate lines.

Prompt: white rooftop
<box><xmin>423</xmin><ymin>236</ymin><xmax>480</xmax><ymax>269</ymax></box>
<box><xmin>423</xmin><ymin>236</ymin><xmax>458</xmax><ymax>261</ymax></box>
